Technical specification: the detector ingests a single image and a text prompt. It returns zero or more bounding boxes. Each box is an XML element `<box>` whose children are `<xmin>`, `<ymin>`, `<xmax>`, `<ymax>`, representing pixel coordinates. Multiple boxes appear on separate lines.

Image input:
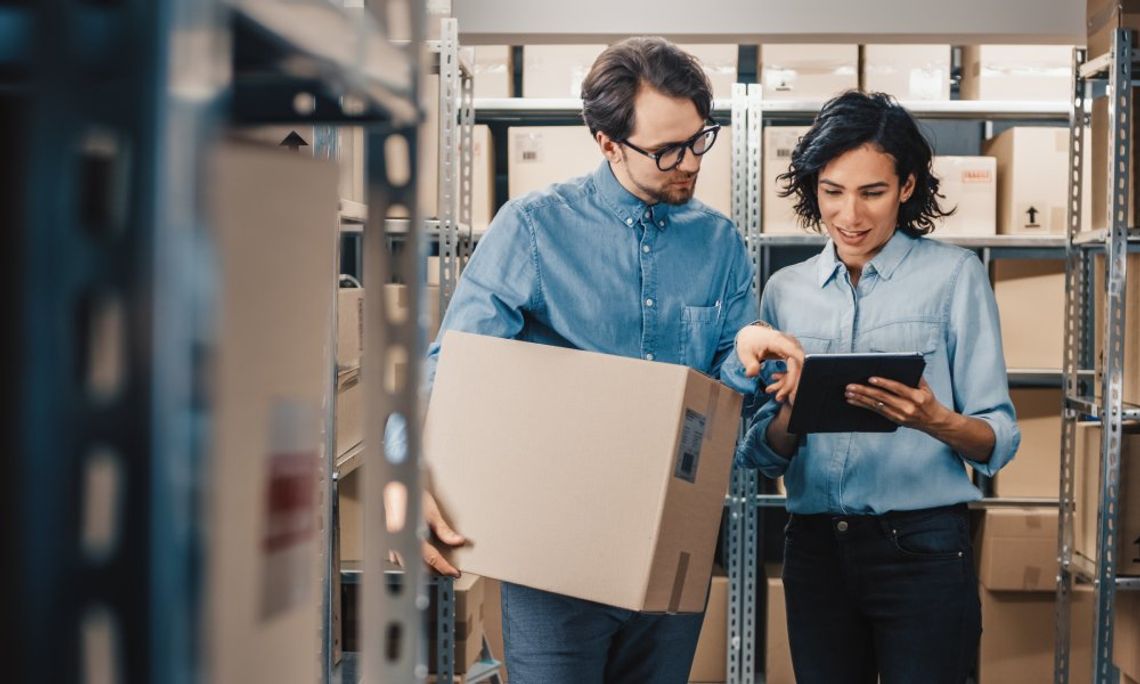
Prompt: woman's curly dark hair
<box><xmin>777</xmin><ymin>90</ymin><xmax>953</xmax><ymax>237</ymax></box>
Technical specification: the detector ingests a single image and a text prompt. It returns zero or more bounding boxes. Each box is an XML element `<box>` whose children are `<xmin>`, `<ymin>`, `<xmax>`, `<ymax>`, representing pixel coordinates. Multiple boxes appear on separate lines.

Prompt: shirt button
<box><xmin>644</xmin><ymin>211</ymin><xmax>651</xmax><ymax>219</ymax></box>
<box><xmin>645</xmin><ymin>298</ymin><xmax>654</xmax><ymax>307</ymax></box>
<box><xmin>642</xmin><ymin>244</ymin><xmax>651</xmax><ymax>253</ymax></box>
<box><xmin>658</xmin><ymin>220</ymin><xmax>665</xmax><ymax>227</ymax></box>
<box><xmin>646</xmin><ymin>353</ymin><xmax>655</xmax><ymax>361</ymax></box>
<box><xmin>625</xmin><ymin>217</ymin><xmax>633</xmax><ymax>226</ymax></box>
<box><xmin>836</xmin><ymin>520</ymin><xmax>849</xmax><ymax>532</ymax></box>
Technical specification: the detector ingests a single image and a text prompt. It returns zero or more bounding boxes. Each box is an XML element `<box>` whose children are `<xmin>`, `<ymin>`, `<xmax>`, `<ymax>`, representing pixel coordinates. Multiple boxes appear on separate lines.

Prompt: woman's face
<box><xmin>816</xmin><ymin>143</ymin><xmax>915</xmax><ymax>270</ymax></box>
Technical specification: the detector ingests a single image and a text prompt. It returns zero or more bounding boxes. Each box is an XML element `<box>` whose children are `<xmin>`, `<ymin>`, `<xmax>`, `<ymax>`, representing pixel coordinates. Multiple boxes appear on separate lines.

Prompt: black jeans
<box><xmin>782</xmin><ymin>504</ymin><xmax>981</xmax><ymax>684</ymax></box>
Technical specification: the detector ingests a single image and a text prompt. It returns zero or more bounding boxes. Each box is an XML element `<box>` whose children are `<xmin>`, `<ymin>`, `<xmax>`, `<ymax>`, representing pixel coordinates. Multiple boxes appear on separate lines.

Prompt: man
<box><xmin>419</xmin><ymin>37</ymin><xmax>801</xmax><ymax>682</ymax></box>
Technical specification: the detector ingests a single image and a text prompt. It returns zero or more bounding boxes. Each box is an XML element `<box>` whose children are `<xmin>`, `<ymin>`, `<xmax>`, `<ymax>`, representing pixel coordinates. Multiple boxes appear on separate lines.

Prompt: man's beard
<box><xmin>632</xmin><ymin>169</ymin><xmax>698</xmax><ymax>205</ymax></box>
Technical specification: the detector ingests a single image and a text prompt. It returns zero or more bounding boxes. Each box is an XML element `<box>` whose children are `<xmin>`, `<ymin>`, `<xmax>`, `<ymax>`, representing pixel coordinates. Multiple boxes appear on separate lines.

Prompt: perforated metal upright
<box><xmin>1055</xmin><ymin>29</ymin><xmax>1140</xmax><ymax>684</ymax></box>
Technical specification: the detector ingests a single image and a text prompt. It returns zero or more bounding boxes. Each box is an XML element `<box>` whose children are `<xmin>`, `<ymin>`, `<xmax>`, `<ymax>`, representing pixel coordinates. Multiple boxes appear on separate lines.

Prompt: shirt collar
<box><xmin>815</xmin><ymin>229</ymin><xmax>917</xmax><ymax>287</ymax></box>
<box><xmin>591</xmin><ymin>160</ymin><xmax>672</xmax><ymax>230</ymax></box>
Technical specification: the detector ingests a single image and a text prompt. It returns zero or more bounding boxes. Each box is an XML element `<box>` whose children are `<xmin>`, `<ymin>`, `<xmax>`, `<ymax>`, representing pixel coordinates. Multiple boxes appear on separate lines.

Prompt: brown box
<box><xmin>338</xmin><ymin>126</ymin><xmax>365</xmax><ymax>204</ymax></box>
<box><xmin>474</xmin><ymin>46</ymin><xmax>513</xmax><ymax>99</ymax></box>
<box><xmin>861</xmin><ymin>45</ymin><xmax>951</xmax><ymax>100</ymax></box>
<box><xmin>994</xmin><ymin>389</ymin><xmax>1062</xmax><ymax>498</ymax></box>
<box><xmin>960</xmin><ymin>45</ymin><xmax>1073</xmax><ymax>102</ymax></box>
<box><xmin>483</xmin><ymin>579</ymin><xmax>507</xmax><ymax>676</ymax></box>
<box><xmin>1117</xmin><ymin>591</ymin><xmax>1140</xmax><ymax>682</ymax></box>
<box><xmin>762</xmin><ymin>126</ymin><xmax>811</xmax><ymax>234</ymax></box>
<box><xmin>205</xmin><ymin>141</ymin><xmax>337</xmax><ymax>683</ymax></box>
<box><xmin>975</xmin><ymin>507</ymin><xmax>1059</xmax><ymax>592</ymax></box>
<box><xmin>384</xmin><ymin>283</ymin><xmax>442</xmax><ymax>342</ymax></box>
<box><xmin>425</xmin><ymin>332</ymin><xmax>742</xmax><ymax>612</ymax></box>
<box><xmin>522</xmin><ymin>45</ymin><xmax>606</xmax><ymax>98</ymax></box>
<box><xmin>429</xmin><ymin>573</ymin><xmax>487</xmax><ymax>674</ymax></box>
<box><xmin>984</xmin><ymin>126</ymin><xmax>1092</xmax><ymax>236</ymax></box>
<box><xmin>760</xmin><ymin>45</ymin><xmax>858</xmax><ymax>101</ymax></box>
<box><xmin>1074</xmin><ymin>422</ymin><xmax>1140</xmax><ymax>576</ymax></box>
<box><xmin>683</xmin><ymin>44</ymin><xmax>741</xmax><ymax>100</ymax></box>
<box><xmin>930</xmin><ymin>156</ymin><xmax>997</xmax><ymax>236</ymax></box>
<box><xmin>688</xmin><ymin>570</ymin><xmax>728</xmax><ymax>683</ymax></box>
<box><xmin>1092</xmin><ymin>253</ymin><xmax>1140</xmax><ymax>405</ymax></box>
<box><xmin>1090</xmin><ymin>90</ymin><xmax>1140</xmax><ymax>232</ymax></box>
<box><xmin>992</xmin><ymin>260</ymin><xmax>1066</xmax><ymax>371</ymax></box>
<box><xmin>507</xmin><ymin>125</ymin><xmax>732</xmax><ymax>217</ymax></box>
<box><xmin>1088</xmin><ymin>0</ymin><xmax>1140</xmax><ymax>57</ymax></box>
<box><xmin>335</xmin><ymin>369</ymin><xmax>363</xmax><ymax>457</ymax></box>
<box><xmin>978</xmin><ymin>587</ymin><xmax>1093</xmax><ymax>684</ymax></box>
<box><xmin>765</xmin><ymin>566</ymin><xmax>794</xmax><ymax>684</ymax></box>
<box><xmin>338</xmin><ymin>468</ymin><xmax>363</xmax><ymax>565</ymax></box>
<box><xmin>338</xmin><ymin>287</ymin><xmax>363</xmax><ymax>371</ymax></box>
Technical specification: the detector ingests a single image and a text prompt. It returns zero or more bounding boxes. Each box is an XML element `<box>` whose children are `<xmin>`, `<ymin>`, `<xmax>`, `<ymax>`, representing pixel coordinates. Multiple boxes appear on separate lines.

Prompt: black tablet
<box><xmin>787</xmin><ymin>353</ymin><xmax>926</xmax><ymax>434</ymax></box>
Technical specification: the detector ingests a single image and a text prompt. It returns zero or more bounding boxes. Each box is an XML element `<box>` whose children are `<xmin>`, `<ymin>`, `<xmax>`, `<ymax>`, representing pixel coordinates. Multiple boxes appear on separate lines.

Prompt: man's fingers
<box><xmin>424</xmin><ymin>491</ymin><xmax>466</xmax><ymax>546</ymax></box>
<box><xmin>422</xmin><ymin>541</ymin><xmax>460</xmax><ymax>578</ymax></box>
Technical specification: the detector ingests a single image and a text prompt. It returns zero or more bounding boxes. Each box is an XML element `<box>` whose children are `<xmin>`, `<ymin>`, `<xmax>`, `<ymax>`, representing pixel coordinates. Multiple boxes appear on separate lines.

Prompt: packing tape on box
<box><xmin>668</xmin><ymin>551</ymin><xmax>691</xmax><ymax>614</ymax></box>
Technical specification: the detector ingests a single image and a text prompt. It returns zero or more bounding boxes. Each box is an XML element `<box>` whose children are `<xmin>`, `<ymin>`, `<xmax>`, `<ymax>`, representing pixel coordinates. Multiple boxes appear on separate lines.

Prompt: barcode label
<box><xmin>675</xmin><ymin>409</ymin><xmax>706</xmax><ymax>483</ymax></box>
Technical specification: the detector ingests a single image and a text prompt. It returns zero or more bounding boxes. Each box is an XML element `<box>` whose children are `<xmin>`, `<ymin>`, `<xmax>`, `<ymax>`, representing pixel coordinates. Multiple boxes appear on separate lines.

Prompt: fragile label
<box><xmin>675</xmin><ymin>409</ymin><xmax>706</xmax><ymax>483</ymax></box>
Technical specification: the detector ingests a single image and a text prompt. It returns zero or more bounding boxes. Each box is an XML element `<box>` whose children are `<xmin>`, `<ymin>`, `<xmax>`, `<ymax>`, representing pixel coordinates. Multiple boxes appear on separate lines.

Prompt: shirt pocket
<box><xmin>797</xmin><ymin>335</ymin><xmax>834</xmax><ymax>355</ymax></box>
<box><xmin>861</xmin><ymin>320</ymin><xmax>939</xmax><ymax>358</ymax></box>
<box><xmin>679</xmin><ymin>304</ymin><xmax>722</xmax><ymax>371</ymax></box>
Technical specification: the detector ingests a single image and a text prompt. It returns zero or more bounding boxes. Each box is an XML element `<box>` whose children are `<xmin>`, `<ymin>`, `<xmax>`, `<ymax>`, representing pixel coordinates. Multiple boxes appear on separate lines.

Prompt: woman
<box><xmin>738</xmin><ymin>91</ymin><xmax>1020</xmax><ymax>683</ymax></box>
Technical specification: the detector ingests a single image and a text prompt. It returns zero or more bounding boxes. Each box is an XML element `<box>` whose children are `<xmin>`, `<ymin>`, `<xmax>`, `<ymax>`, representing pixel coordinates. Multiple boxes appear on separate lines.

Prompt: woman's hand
<box><xmin>735</xmin><ymin>325</ymin><xmax>805</xmax><ymax>404</ymax></box>
<box><xmin>845</xmin><ymin>376</ymin><xmax>950</xmax><ymax>432</ymax></box>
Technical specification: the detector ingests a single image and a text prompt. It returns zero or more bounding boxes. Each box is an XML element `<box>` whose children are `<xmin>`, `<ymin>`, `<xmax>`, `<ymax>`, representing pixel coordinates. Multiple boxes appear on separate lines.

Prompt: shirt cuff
<box><xmin>961</xmin><ymin>412</ymin><xmax>1021</xmax><ymax>477</ymax></box>
<box><xmin>736</xmin><ymin>402</ymin><xmax>793</xmax><ymax>478</ymax></box>
<box><xmin>719</xmin><ymin>350</ymin><xmax>759</xmax><ymax>396</ymax></box>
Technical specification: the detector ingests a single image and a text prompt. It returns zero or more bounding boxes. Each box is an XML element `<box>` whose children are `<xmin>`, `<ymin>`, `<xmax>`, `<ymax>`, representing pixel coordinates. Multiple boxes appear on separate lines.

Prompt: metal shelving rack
<box><xmin>1055</xmin><ymin>31</ymin><xmax>1140</xmax><ymax>684</ymax></box>
<box><xmin>10</xmin><ymin>1</ymin><xmax>427</xmax><ymax>683</ymax></box>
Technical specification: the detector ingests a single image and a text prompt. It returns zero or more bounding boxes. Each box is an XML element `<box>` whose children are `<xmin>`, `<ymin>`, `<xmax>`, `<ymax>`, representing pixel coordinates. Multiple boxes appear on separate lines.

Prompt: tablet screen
<box><xmin>787</xmin><ymin>353</ymin><xmax>926</xmax><ymax>434</ymax></box>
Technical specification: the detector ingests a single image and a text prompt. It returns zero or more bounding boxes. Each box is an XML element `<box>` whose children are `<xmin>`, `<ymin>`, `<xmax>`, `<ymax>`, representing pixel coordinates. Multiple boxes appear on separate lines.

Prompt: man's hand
<box><xmin>735</xmin><ymin>325</ymin><xmax>805</xmax><ymax>403</ymax></box>
<box><xmin>419</xmin><ymin>491</ymin><xmax>466</xmax><ymax>578</ymax></box>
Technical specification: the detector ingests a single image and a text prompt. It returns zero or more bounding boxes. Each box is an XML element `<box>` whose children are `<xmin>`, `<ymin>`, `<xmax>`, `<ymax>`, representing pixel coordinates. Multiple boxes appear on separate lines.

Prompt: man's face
<box><xmin>606</xmin><ymin>86</ymin><xmax>707</xmax><ymax>205</ymax></box>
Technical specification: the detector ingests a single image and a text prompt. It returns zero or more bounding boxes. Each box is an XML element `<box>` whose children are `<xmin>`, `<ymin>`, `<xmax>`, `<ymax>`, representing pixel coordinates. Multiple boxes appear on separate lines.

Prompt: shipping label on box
<box><xmin>762</xmin><ymin>126</ymin><xmax>810</xmax><ymax>234</ymax></box>
<box><xmin>931</xmin><ymin>156</ymin><xmax>996</xmax><ymax>237</ymax></box>
<box><xmin>425</xmin><ymin>332</ymin><xmax>742</xmax><ymax>612</ymax></box>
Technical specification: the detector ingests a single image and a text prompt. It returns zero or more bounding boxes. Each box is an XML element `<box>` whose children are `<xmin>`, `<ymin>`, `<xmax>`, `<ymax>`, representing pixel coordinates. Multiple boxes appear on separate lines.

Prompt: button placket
<box><xmin>639</xmin><ymin>222</ymin><xmax>658</xmax><ymax>363</ymax></box>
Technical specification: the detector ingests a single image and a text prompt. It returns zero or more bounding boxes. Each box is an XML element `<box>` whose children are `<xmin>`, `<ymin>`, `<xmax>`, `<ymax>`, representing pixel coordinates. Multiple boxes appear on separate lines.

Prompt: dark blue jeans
<box><xmin>500</xmin><ymin>582</ymin><xmax>705</xmax><ymax>684</ymax></box>
<box><xmin>782</xmin><ymin>504</ymin><xmax>981</xmax><ymax>684</ymax></box>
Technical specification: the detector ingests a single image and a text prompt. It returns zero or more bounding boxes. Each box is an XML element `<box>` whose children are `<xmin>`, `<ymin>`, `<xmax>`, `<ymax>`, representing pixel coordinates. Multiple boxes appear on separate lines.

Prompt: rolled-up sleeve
<box><xmin>386</xmin><ymin>201</ymin><xmax>539</xmax><ymax>461</ymax></box>
<box><xmin>734</xmin><ymin>282</ymin><xmax>793</xmax><ymax>477</ymax></box>
<box><xmin>947</xmin><ymin>254</ymin><xmax>1021</xmax><ymax>476</ymax></box>
<box><xmin>714</xmin><ymin>231</ymin><xmax>760</xmax><ymax>396</ymax></box>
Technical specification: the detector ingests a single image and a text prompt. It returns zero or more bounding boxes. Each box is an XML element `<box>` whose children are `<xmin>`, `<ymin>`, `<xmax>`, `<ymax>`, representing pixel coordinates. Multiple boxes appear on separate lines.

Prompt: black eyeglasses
<box><xmin>620</xmin><ymin>122</ymin><xmax>721</xmax><ymax>172</ymax></box>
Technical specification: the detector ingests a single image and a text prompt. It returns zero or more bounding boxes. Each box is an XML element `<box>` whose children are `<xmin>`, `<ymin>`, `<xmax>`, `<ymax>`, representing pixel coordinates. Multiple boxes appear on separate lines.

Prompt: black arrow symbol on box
<box><xmin>1026</xmin><ymin>206</ymin><xmax>1039</xmax><ymax>225</ymax></box>
<box><xmin>280</xmin><ymin>131</ymin><xmax>309</xmax><ymax>152</ymax></box>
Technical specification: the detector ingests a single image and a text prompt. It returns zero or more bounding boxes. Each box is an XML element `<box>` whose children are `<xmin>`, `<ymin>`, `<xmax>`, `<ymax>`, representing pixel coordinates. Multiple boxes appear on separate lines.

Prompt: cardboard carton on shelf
<box><xmin>992</xmin><ymin>388</ymin><xmax>1062</xmax><ymax>498</ymax></box>
<box><xmin>991</xmin><ymin>259</ymin><xmax>1065</xmax><ymax>372</ymax></box>
<box><xmin>862</xmin><ymin>45</ymin><xmax>951</xmax><ymax>101</ymax></box>
<box><xmin>688</xmin><ymin>569</ymin><xmax>727</xmax><ymax>683</ymax></box>
<box><xmin>760</xmin><ymin>45</ymin><xmax>858</xmax><ymax>101</ymax></box>
<box><xmin>1074</xmin><ymin>421</ymin><xmax>1140</xmax><ymax>577</ymax></box>
<box><xmin>959</xmin><ymin>45</ymin><xmax>1073</xmax><ymax>102</ymax></box>
<box><xmin>1093</xmin><ymin>253</ymin><xmax>1140</xmax><ymax>406</ymax></box>
<box><xmin>761</xmin><ymin>126</ymin><xmax>811</xmax><ymax>235</ymax></box>
<box><xmin>522</xmin><ymin>45</ymin><xmax>606</xmax><ymax>98</ymax></box>
<box><xmin>974</xmin><ymin>507</ymin><xmax>1058</xmax><ymax>592</ymax></box>
<box><xmin>930</xmin><ymin>156</ymin><xmax>997</xmax><ymax>237</ymax></box>
<box><xmin>424</xmin><ymin>332</ymin><xmax>742</xmax><ymax>612</ymax></box>
<box><xmin>765</xmin><ymin>565</ymin><xmax>794</xmax><ymax>684</ymax></box>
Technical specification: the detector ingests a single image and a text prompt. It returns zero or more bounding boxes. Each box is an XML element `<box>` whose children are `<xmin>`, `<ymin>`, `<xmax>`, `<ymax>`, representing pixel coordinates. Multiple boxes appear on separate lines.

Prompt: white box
<box><xmin>960</xmin><ymin>45</ymin><xmax>1073</xmax><ymax>102</ymax></box>
<box><xmin>681</xmin><ymin>43</ymin><xmax>740</xmax><ymax>100</ymax></box>
<box><xmin>474</xmin><ymin>45</ymin><xmax>513</xmax><ymax>98</ymax></box>
<box><xmin>522</xmin><ymin>45</ymin><xmax>606</xmax><ymax>98</ymax></box>
<box><xmin>930</xmin><ymin>156</ymin><xmax>997</xmax><ymax>237</ymax></box>
<box><xmin>762</xmin><ymin>126</ymin><xmax>811</xmax><ymax>234</ymax></box>
<box><xmin>760</xmin><ymin>45</ymin><xmax>858</xmax><ymax>101</ymax></box>
<box><xmin>862</xmin><ymin>45</ymin><xmax>951</xmax><ymax>101</ymax></box>
<box><xmin>984</xmin><ymin>126</ymin><xmax>1091</xmax><ymax>235</ymax></box>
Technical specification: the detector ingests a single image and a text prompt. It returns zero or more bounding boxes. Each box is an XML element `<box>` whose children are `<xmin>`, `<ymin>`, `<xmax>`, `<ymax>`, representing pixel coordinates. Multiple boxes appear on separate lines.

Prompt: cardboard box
<box><xmin>205</xmin><ymin>141</ymin><xmax>337</xmax><ymax>684</ymax></box>
<box><xmin>507</xmin><ymin>125</ymin><xmax>732</xmax><ymax>217</ymax></box>
<box><xmin>338</xmin><ymin>469</ymin><xmax>362</xmax><ymax>564</ymax></box>
<box><xmin>975</xmin><ymin>507</ymin><xmax>1058</xmax><ymax>592</ymax></box>
<box><xmin>960</xmin><ymin>45</ymin><xmax>1073</xmax><ymax>102</ymax></box>
<box><xmin>1117</xmin><ymin>591</ymin><xmax>1140</xmax><ymax>682</ymax></box>
<box><xmin>682</xmin><ymin>44</ymin><xmax>740</xmax><ymax>100</ymax></box>
<box><xmin>1091</xmin><ymin>89</ymin><xmax>1140</xmax><ymax>232</ymax></box>
<box><xmin>762</xmin><ymin>126</ymin><xmax>811</xmax><ymax>234</ymax></box>
<box><xmin>688</xmin><ymin>570</ymin><xmax>727</xmax><ymax>683</ymax></box>
<box><xmin>338</xmin><ymin>126</ymin><xmax>365</xmax><ymax>204</ymax></box>
<box><xmin>1088</xmin><ymin>0</ymin><xmax>1140</xmax><ymax>57</ymax></box>
<box><xmin>978</xmin><ymin>587</ymin><xmax>1093</xmax><ymax>684</ymax></box>
<box><xmin>335</xmin><ymin>369</ymin><xmax>363</xmax><ymax>457</ymax></box>
<box><xmin>765</xmin><ymin>566</ymin><xmax>794</xmax><ymax>684</ymax></box>
<box><xmin>385</xmin><ymin>283</ymin><xmax>442</xmax><ymax>342</ymax></box>
<box><xmin>338</xmin><ymin>287</ymin><xmax>363</xmax><ymax>371</ymax></box>
<box><xmin>483</xmin><ymin>579</ymin><xmax>507</xmax><ymax>675</ymax></box>
<box><xmin>994</xmin><ymin>389</ymin><xmax>1062</xmax><ymax>498</ymax></box>
<box><xmin>930</xmin><ymin>156</ymin><xmax>997</xmax><ymax>237</ymax></box>
<box><xmin>429</xmin><ymin>573</ymin><xmax>487</xmax><ymax>674</ymax></box>
<box><xmin>862</xmin><ymin>45</ymin><xmax>951</xmax><ymax>101</ymax></box>
<box><xmin>522</xmin><ymin>45</ymin><xmax>606</xmax><ymax>98</ymax></box>
<box><xmin>760</xmin><ymin>45</ymin><xmax>858</xmax><ymax>101</ymax></box>
<box><xmin>1074</xmin><ymin>422</ymin><xmax>1140</xmax><ymax>576</ymax></box>
<box><xmin>1093</xmin><ymin>254</ymin><xmax>1140</xmax><ymax>405</ymax></box>
<box><xmin>425</xmin><ymin>332</ymin><xmax>742</xmax><ymax>612</ymax></box>
<box><xmin>992</xmin><ymin>259</ymin><xmax>1066</xmax><ymax>371</ymax></box>
<box><xmin>984</xmin><ymin>126</ymin><xmax>1092</xmax><ymax>236</ymax></box>
<box><xmin>474</xmin><ymin>46</ymin><xmax>513</xmax><ymax>99</ymax></box>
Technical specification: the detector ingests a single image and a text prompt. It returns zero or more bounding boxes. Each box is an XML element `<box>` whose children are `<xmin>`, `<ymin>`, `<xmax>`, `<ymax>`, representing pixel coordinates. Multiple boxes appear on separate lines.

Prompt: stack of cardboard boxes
<box><xmin>429</xmin><ymin>573</ymin><xmax>490</xmax><ymax>676</ymax></box>
<box><xmin>688</xmin><ymin>570</ymin><xmax>729</xmax><ymax>683</ymax></box>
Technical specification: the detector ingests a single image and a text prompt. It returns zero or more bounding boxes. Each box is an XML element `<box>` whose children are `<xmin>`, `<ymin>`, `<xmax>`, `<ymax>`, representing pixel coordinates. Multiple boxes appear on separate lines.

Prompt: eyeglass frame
<box><xmin>618</xmin><ymin>121</ymin><xmax>721</xmax><ymax>172</ymax></box>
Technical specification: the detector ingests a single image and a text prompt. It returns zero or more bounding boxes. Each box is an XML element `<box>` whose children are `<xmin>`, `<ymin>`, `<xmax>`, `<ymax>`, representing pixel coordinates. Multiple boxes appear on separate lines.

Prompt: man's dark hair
<box><xmin>778</xmin><ymin>90</ymin><xmax>953</xmax><ymax>237</ymax></box>
<box><xmin>580</xmin><ymin>37</ymin><xmax>713</xmax><ymax>141</ymax></box>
